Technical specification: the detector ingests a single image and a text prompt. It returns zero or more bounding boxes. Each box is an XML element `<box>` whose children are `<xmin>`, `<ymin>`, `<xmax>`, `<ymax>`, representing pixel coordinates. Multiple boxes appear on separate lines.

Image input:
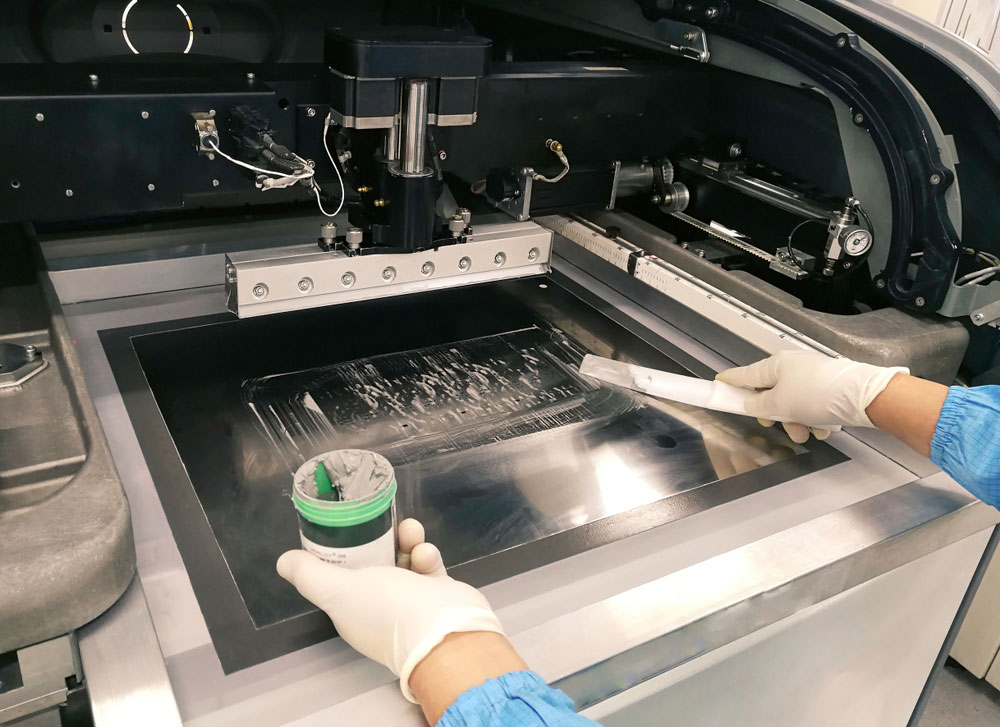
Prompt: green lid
<box><xmin>293</xmin><ymin>478</ymin><xmax>396</xmax><ymax>527</ymax></box>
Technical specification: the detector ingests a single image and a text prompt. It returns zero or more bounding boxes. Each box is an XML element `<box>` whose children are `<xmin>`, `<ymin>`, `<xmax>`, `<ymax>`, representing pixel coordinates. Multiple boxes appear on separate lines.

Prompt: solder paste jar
<box><xmin>291</xmin><ymin>449</ymin><xmax>396</xmax><ymax>567</ymax></box>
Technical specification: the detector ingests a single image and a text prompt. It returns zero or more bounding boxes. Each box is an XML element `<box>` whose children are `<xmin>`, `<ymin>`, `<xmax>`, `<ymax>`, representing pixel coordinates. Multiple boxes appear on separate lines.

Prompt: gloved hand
<box><xmin>716</xmin><ymin>350</ymin><xmax>908</xmax><ymax>443</ymax></box>
<box><xmin>276</xmin><ymin>518</ymin><xmax>504</xmax><ymax>703</ymax></box>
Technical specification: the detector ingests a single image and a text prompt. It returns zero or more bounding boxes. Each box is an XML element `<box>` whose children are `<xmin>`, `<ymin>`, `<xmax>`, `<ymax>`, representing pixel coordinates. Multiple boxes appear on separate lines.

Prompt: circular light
<box><xmin>122</xmin><ymin>1</ymin><xmax>194</xmax><ymax>56</ymax></box>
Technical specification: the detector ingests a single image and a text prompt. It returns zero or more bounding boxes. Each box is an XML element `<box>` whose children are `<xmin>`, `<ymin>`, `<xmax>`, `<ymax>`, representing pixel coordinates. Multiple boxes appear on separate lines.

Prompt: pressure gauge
<box><xmin>842</xmin><ymin>227</ymin><xmax>873</xmax><ymax>257</ymax></box>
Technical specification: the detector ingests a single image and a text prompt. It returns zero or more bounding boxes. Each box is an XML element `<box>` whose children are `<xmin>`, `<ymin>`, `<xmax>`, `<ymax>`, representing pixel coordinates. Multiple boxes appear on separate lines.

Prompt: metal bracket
<box><xmin>190</xmin><ymin>112</ymin><xmax>219</xmax><ymax>155</ymax></box>
<box><xmin>652</xmin><ymin>19</ymin><xmax>710</xmax><ymax>62</ymax></box>
<box><xmin>225</xmin><ymin>221</ymin><xmax>553</xmax><ymax>317</ymax></box>
<box><xmin>972</xmin><ymin>297</ymin><xmax>1000</xmax><ymax>327</ymax></box>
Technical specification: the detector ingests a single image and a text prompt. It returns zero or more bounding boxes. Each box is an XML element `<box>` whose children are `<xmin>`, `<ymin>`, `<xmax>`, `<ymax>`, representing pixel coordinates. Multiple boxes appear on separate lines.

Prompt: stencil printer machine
<box><xmin>2</xmin><ymin>2</ymin><xmax>1000</xmax><ymax>726</ymax></box>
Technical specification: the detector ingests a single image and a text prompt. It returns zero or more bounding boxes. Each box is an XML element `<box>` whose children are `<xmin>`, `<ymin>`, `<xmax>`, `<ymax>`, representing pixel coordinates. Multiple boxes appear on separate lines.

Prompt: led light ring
<box><xmin>122</xmin><ymin>0</ymin><xmax>194</xmax><ymax>55</ymax></box>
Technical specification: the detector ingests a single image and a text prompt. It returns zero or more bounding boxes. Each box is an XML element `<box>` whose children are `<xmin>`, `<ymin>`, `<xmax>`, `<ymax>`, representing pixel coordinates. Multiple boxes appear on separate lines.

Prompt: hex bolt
<box><xmin>298</xmin><ymin>277</ymin><xmax>313</xmax><ymax>293</ymax></box>
<box><xmin>705</xmin><ymin>6</ymin><xmax>719</xmax><ymax>18</ymax></box>
<box><xmin>306</xmin><ymin>107</ymin><xmax>316</xmax><ymax>117</ymax></box>
<box><xmin>24</xmin><ymin>345</ymin><xmax>38</xmax><ymax>360</ymax></box>
<box><xmin>915</xmin><ymin>296</ymin><xmax>926</xmax><ymax>307</ymax></box>
<box><xmin>212</xmin><ymin>179</ymin><xmax>220</xmax><ymax>187</ymax></box>
<box><xmin>65</xmin><ymin>189</ymin><xmax>74</xmax><ymax>197</ymax></box>
<box><xmin>382</xmin><ymin>267</ymin><xmax>396</xmax><ymax>281</ymax></box>
<box><xmin>147</xmin><ymin>183</ymin><xmax>156</xmax><ymax>191</ymax></box>
<box><xmin>853</xmin><ymin>112</ymin><xmax>865</xmax><ymax>124</ymax></box>
<box><xmin>421</xmin><ymin>261</ymin><xmax>435</xmax><ymax>276</ymax></box>
<box><xmin>438</xmin><ymin>149</ymin><xmax>448</xmax><ymax>161</ymax></box>
<box><xmin>929</xmin><ymin>173</ymin><xmax>942</xmax><ymax>185</ymax></box>
<box><xmin>494</xmin><ymin>252</ymin><xmax>507</xmax><ymax>266</ymax></box>
<box><xmin>35</xmin><ymin>113</ymin><xmax>44</xmax><ymax>122</ymax></box>
<box><xmin>973</xmin><ymin>313</ymin><xmax>984</xmax><ymax>323</ymax></box>
<box><xmin>252</xmin><ymin>283</ymin><xmax>268</xmax><ymax>299</ymax></box>
<box><xmin>141</xmin><ymin>110</ymin><xmax>149</xmax><ymax>119</ymax></box>
<box><xmin>341</xmin><ymin>272</ymin><xmax>356</xmax><ymax>287</ymax></box>
<box><xmin>528</xmin><ymin>247</ymin><xmax>540</xmax><ymax>261</ymax></box>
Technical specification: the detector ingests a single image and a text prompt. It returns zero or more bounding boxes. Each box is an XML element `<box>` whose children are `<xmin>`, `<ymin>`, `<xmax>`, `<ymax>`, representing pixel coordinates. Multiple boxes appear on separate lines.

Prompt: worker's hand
<box><xmin>276</xmin><ymin>518</ymin><xmax>503</xmax><ymax>703</ymax></box>
<box><xmin>716</xmin><ymin>351</ymin><xmax>908</xmax><ymax>443</ymax></box>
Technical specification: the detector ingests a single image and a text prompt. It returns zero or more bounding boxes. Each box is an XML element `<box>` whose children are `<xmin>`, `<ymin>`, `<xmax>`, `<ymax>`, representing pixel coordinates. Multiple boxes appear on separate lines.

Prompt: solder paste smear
<box><xmin>242</xmin><ymin>326</ymin><xmax>638</xmax><ymax>469</ymax></box>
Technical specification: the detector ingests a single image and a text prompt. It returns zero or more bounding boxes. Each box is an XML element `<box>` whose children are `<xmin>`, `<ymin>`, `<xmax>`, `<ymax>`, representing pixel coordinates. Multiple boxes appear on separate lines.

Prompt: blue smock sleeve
<box><xmin>930</xmin><ymin>385</ymin><xmax>1000</xmax><ymax>509</ymax></box>
<box><xmin>436</xmin><ymin>671</ymin><xmax>601</xmax><ymax>727</ymax></box>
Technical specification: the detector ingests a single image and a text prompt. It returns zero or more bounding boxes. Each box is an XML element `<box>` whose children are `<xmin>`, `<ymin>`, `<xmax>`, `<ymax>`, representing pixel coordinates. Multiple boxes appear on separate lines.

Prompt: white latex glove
<box><xmin>716</xmin><ymin>350</ymin><xmax>908</xmax><ymax>443</ymax></box>
<box><xmin>276</xmin><ymin>518</ymin><xmax>503</xmax><ymax>703</ymax></box>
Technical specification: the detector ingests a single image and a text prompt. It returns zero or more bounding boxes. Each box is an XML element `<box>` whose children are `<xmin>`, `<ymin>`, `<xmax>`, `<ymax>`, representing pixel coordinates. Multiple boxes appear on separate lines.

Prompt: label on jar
<box><xmin>300</xmin><ymin>526</ymin><xmax>395</xmax><ymax>568</ymax></box>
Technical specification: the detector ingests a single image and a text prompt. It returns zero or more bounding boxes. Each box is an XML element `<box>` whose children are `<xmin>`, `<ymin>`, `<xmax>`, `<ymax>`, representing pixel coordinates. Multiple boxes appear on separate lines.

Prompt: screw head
<box><xmin>705</xmin><ymin>6</ymin><xmax>719</xmax><ymax>18</ymax></box>
<box><xmin>929</xmin><ymin>173</ymin><xmax>942</xmax><ymax>185</ymax></box>
<box><xmin>209</xmin><ymin>109</ymin><xmax>216</xmax><ymax>117</ymax></box>
<box><xmin>853</xmin><ymin>112</ymin><xmax>865</xmax><ymax>124</ymax></box>
<box><xmin>24</xmin><ymin>345</ymin><xmax>38</xmax><ymax>359</ymax></box>
<box><xmin>88</xmin><ymin>73</ymin><xmax>99</xmax><ymax>83</ymax></box>
<box><xmin>915</xmin><ymin>296</ymin><xmax>926</xmax><ymax>307</ymax></box>
<box><xmin>212</xmin><ymin>179</ymin><xmax>220</xmax><ymax>187</ymax></box>
<box><xmin>252</xmin><ymin>283</ymin><xmax>268</xmax><ymax>299</ymax></box>
<box><xmin>147</xmin><ymin>183</ymin><xmax>155</xmax><ymax>191</ymax></box>
<box><xmin>843</xmin><ymin>261</ymin><xmax>852</xmax><ymax>269</ymax></box>
<box><xmin>974</xmin><ymin>313</ymin><xmax>984</xmax><ymax>322</ymax></box>
<box><xmin>225</xmin><ymin>263</ymin><xmax>237</xmax><ymax>283</ymax></box>
<box><xmin>438</xmin><ymin>150</ymin><xmax>448</xmax><ymax>161</ymax></box>
<box><xmin>728</xmin><ymin>143</ymin><xmax>742</xmax><ymax>158</ymax></box>
<box><xmin>650</xmin><ymin>194</ymin><xmax>662</xmax><ymax>204</ymax></box>
<box><xmin>528</xmin><ymin>247</ymin><xmax>539</xmax><ymax>261</ymax></box>
<box><xmin>65</xmin><ymin>189</ymin><xmax>73</xmax><ymax>197</ymax></box>
<box><xmin>494</xmin><ymin>252</ymin><xmax>507</xmax><ymax>266</ymax></box>
<box><xmin>421</xmin><ymin>261</ymin><xmax>435</xmax><ymax>276</ymax></box>
<box><xmin>382</xmin><ymin>266</ymin><xmax>396</xmax><ymax>281</ymax></box>
<box><xmin>683</xmin><ymin>31</ymin><xmax>697</xmax><ymax>41</ymax></box>
<box><xmin>247</xmin><ymin>72</ymin><xmax>256</xmax><ymax>80</ymax></box>
<box><xmin>141</xmin><ymin>110</ymin><xmax>149</xmax><ymax>119</ymax></box>
<box><xmin>697</xmin><ymin>250</ymin><xmax>707</xmax><ymax>258</ymax></box>
<box><xmin>876</xmin><ymin>278</ymin><xmax>886</xmax><ymax>289</ymax></box>
<box><xmin>341</xmin><ymin>272</ymin><xmax>356</xmax><ymax>287</ymax></box>
<box><xmin>306</xmin><ymin>107</ymin><xmax>316</xmax><ymax>117</ymax></box>
<box><xmin>297</xmin><ymin>277</ymin><xmax>313</xmax><ymax>293</ymax></box>
<box><xmin>35</xmin><ymin>113</ymin><xmax>44</xmax><ymax>122</ymax></box>
<box><xmin>837</xmin><ymin>36</ymin><xmax>847</xmax><ymax>47</ymax></box>
<box><xmin>458</xmin><ymin>256</ymin><xmax>472</xmax><ymax>271</ymax></box>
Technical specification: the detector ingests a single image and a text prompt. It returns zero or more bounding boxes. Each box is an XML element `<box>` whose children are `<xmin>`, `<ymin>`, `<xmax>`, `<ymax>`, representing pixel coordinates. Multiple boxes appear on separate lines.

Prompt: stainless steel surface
<box><xmin>384</xmin><ymin>119</ymin><xmax>400</xmax><ymax>162</ymax></box>
<box><xmin>0</xmin><ymin>635</ymin><xmax>77</xmax><ymax>725</ymax></box>
<box><xmin>225</xmin><ymin>221</ymin><xmax>553</xmax><ymax>317</ymax></box>
<box><xmin>401</xmin><ymin>79</ymin><xmax>428</xmax><ymax>176</ymax></box>
<box><xmin>532</xmin><ymin>473</ymin><xmax>999</xmax><ymax>708</ymax></box>
<box><xmin>78</xmin><ymin>578</ymin><xmax>183</xmax><ymax>727</ymax></box>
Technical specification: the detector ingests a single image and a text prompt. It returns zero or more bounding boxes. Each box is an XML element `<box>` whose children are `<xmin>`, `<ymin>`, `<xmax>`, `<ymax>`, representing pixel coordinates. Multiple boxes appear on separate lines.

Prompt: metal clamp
<box><xmin>652</xmin><ymin>19</ymin><xmax>710</xmax><ymax>62</ymax></box>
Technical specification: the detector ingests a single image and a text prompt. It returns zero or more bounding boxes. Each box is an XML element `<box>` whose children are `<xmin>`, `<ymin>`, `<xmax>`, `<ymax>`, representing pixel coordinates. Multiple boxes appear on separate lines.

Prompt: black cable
<box><xmin>785</xmin><ymin>218</ymin><xmax>827</xmax><ymax>276</ymax></box>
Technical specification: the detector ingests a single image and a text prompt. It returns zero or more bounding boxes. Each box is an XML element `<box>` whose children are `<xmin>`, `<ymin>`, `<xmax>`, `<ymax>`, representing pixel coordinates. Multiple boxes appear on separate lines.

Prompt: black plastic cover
<box><xmin>324</xmin><ymin>26</ymin><xmax>491</xmax><ymax>79</ymax></box>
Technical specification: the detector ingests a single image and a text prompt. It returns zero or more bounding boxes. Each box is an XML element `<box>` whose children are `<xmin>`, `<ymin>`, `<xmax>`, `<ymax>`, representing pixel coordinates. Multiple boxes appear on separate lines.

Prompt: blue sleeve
<box><xmin>436</xmin><ymin>671</ymin><xmax>601</xmax><ymax>727</ymax></box>
<box><xmin>930</xmin><ymin>386</ymin><xmax>1000</xmax><ymax>509</ymax></box>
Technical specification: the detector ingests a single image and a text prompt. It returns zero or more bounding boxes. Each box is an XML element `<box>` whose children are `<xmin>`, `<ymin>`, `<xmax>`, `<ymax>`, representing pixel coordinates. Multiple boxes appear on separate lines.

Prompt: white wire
<box><xmin>958</xmin><ymin>264</ymin><xmax>1000</xmax><ymax>285</ymax></box>
<box><xmin>206</xmin><ymin>139</ymin><xmax>312</xmax><ymax>180</ymax></box>
<box><xmin>321</xmin><ymin>115</ymin><xmax>346</xmax><ymax>217</ymax></box>
<box><xmin>311</xmin><ymin>182</ymin><xmax>338</xmax><ymax>217</ymax></box>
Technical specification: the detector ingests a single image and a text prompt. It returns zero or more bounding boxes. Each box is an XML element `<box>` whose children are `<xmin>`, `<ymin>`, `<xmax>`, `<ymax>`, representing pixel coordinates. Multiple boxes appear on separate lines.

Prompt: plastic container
<box><xmin>291</xmin><ymin>449</ymin><xmax>397</xmax><ymax>567</ymax></box>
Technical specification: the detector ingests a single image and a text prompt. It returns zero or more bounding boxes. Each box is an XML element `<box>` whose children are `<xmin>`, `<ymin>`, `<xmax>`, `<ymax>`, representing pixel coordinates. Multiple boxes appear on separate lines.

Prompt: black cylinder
<box><xmin>387</xmin><ymin>170</ymin><xmax>437</xmax><ymax>250</ymax></box>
